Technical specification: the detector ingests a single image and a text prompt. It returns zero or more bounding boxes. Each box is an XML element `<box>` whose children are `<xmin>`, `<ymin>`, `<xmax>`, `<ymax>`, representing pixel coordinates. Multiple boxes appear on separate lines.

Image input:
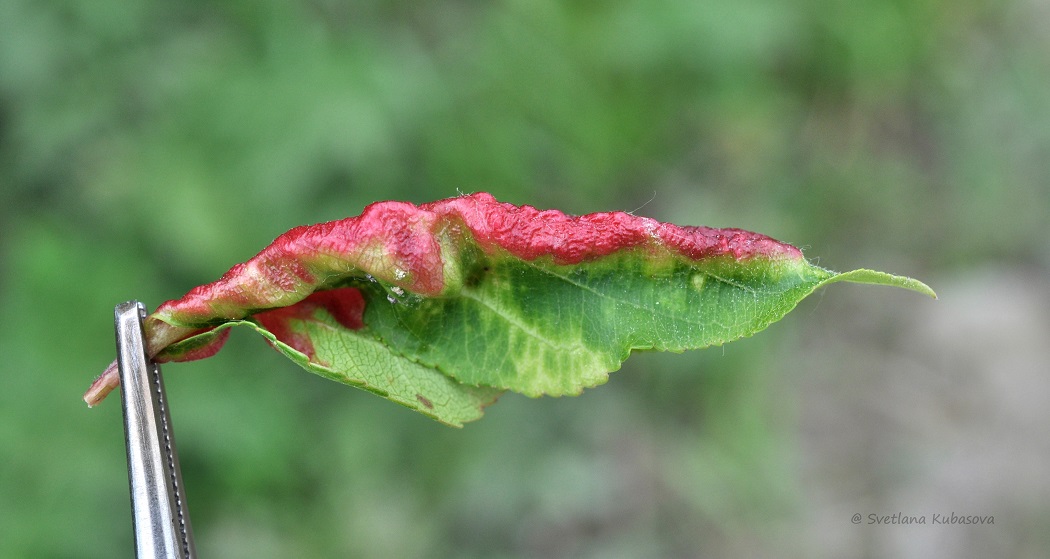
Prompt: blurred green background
<box><xmin>3</xmin><ymin>0</ymin><xmax>1049</xmax><ymax>557</ymax></box>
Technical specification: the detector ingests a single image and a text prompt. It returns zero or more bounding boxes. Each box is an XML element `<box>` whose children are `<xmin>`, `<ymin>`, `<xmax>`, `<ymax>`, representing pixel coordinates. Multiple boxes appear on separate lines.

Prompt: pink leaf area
<box><xmin>426</xmin><ymin>194</ymin><xmax>802</xmax><ymax>264</ymax></box>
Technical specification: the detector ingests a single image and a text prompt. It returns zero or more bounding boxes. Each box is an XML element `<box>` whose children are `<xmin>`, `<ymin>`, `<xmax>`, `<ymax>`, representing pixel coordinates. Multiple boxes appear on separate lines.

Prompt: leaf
<box><xmin>83</xmin><ymin>193</ymin><xmax>934</xmax><ymax>426</ymax></box>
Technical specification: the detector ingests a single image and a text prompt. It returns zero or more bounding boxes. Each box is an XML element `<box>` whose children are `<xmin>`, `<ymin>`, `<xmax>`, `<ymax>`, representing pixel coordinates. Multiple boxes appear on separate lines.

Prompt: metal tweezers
<box><xmin>115</xmin><ymin>301</ymin><xmax>197</xmax><ymax>558</ymax></box>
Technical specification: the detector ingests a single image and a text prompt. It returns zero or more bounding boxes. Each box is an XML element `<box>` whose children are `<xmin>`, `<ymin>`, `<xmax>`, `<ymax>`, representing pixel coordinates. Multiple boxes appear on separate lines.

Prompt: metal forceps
<box><xmin>115</xmin><ymin>301</ymin><xmax>197</xmax><ymax>558</ymax></box>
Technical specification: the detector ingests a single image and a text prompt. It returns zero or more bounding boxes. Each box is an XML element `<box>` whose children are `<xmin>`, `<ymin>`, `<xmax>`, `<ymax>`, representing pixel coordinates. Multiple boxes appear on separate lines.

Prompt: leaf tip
<box><xmin>825</xmin><ymin>268</ymin><xmax>937</xmax><ymax>299</ymax></box>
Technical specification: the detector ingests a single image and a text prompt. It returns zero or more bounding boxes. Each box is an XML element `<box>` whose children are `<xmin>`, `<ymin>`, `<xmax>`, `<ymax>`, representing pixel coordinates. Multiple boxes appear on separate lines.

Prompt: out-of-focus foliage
<box><xmin>1</xmin><ymin>0</ymin><xmax>1047</xmax><ymax>557</ymax></box>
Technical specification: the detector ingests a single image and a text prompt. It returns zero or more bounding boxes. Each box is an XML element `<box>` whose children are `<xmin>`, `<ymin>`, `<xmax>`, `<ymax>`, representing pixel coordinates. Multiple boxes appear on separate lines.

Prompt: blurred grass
<box><xmin>2</xmin><ymin>0</ymin><xmax>1048</xmax><ymax>557</ymax></box>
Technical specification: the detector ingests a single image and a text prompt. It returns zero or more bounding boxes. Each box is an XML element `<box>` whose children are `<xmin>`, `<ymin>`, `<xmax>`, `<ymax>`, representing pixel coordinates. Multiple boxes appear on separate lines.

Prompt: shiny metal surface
<box><xmin>117</xmin><ymin>301</ymin><xmax>196</xmax><ymax>559</ymax></box>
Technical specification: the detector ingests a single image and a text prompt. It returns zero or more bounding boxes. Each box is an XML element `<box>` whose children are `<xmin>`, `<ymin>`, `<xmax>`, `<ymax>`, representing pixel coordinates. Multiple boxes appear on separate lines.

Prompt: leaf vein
<box><xmin>459</xmin><ymin>288</ymin><xmax>572</xmax><ymax>351</ymax></box>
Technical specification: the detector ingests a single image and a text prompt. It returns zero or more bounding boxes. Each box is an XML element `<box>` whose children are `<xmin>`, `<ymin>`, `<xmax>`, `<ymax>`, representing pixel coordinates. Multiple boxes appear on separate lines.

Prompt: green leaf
<box><xmin>83</xmin><ymin>193</ymin><xmax>934</xmax><ymax>426</ymax></box>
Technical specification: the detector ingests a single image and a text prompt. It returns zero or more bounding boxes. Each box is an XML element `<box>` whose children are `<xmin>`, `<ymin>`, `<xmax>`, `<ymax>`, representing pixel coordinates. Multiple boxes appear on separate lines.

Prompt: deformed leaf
<box><xmin>84</xmin><ymin>192</ymin><xmax>934</xmax><ymax>426</ymax></box>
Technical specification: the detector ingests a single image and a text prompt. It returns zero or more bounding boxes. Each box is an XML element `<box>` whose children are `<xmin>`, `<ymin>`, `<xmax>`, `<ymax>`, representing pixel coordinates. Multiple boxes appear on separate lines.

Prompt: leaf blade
<box><xmin>84</xmin><ymin>193</ymin><xmax>934</xmax><ymax>424</ymax></box>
